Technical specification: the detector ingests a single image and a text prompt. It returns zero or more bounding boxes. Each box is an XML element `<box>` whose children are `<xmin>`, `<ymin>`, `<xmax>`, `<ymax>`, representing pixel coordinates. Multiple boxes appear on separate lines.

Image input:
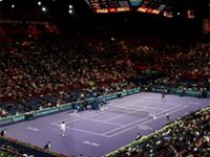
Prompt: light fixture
<box><xmin>69</xmin><ymin>10</ymin><xmax>73</xmax><ymax>14</ymax></box>
<box><xmin>42</xmin><ymin>7</ymin><xmax>46</xmax><ymax>12</ymax></box>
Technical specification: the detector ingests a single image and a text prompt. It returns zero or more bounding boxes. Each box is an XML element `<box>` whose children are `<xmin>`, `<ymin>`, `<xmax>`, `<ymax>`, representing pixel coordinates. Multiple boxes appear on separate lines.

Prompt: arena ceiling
<box><xmin>0</xmin><ymin>0</ymin><xmax>209</xmax><ymax>21</ymax></box>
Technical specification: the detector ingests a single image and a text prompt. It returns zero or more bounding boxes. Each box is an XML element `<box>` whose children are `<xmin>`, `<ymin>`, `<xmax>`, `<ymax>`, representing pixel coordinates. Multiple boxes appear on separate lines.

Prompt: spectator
<box><xmin>43</xmin><ymin>141</ymin><xmax>51</xmax><ymax>150</ymax></box>
<box><xmin>0</xmin><ymin>128</ymin><xmax>7</xmax><ymax>136</ymax></box>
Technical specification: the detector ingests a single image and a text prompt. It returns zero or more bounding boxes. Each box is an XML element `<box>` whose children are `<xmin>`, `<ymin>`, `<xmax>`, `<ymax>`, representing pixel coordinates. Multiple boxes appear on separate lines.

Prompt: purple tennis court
<box><xmin>1</xmin><ymin>92</ymin><xmax>209</xmax><ymax>157</ymax></box>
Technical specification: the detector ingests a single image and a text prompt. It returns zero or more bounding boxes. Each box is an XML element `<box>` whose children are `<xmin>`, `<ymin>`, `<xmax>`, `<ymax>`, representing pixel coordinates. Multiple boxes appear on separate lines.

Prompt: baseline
<box><xmin>106</xmin><ymin>105</ymin><xmax>188</xmax><ymax>137</ymax></box>
<box><xmin>102</xmin><ymin>104</ymin><xmax>187</xmax><ymax>137</ymax></box>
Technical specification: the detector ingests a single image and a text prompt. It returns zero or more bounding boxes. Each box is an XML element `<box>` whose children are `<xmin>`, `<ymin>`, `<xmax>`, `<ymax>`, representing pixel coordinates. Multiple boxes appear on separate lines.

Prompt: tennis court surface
<box><xmin>1</xmin><ymin>92</ymin><xmax>209</xmax><ymax>157</ymax></box>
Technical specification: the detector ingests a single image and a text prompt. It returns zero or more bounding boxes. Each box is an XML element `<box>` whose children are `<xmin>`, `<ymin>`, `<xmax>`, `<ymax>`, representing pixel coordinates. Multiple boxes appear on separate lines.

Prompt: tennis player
<box><xmin>59</xmin><ymin>121</ymin><xmax>66</xmax><ymax>136</ymax></box>
<box><xmin>162</xmin><ymin>90</ymin><xmax>167</xmax><ymax>101</ymax></box>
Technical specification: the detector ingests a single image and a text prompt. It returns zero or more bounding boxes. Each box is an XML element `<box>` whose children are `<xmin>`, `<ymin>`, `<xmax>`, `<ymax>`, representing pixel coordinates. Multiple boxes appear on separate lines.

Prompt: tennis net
<box><xmin>105</xmin><ymin>105</ymin><xmax>151</xmax><ymax>117</ymax></box>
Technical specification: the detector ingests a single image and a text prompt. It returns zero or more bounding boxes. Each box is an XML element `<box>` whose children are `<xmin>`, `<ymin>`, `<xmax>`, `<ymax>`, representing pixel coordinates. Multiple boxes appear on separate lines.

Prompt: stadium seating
<box><xmin>0</xmin><ymin>28</ymin><xmax>209</xmax><ymax>117</ymax></box>
<box><xmin>0</xmin><ymin>12</ymin><xmax>209</xmax><ymax>157</ymax></box>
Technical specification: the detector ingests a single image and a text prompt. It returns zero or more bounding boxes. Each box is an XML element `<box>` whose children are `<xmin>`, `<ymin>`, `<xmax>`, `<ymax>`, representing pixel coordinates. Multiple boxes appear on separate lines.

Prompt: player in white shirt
<box><xmin>59</xmin><ymin>121</ymin><xmax>66</xmax><ymax>136</ymax></box>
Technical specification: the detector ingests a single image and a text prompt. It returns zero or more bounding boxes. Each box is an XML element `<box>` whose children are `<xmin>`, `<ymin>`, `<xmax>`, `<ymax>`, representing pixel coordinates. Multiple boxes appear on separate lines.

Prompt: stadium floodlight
<box><xmin>42</xmin><ymin>7</ymin><xmax>46</xmax><ymax>12</ymax></box>
<box><xmin>38</xmin><ymin>1</ymin><xmax>41</xmax><ymax>6</ymax></box>
<box><xmin>69</xmin><ymin>9</ymin><xmax>73</xmax><ymax>14</ymax></box>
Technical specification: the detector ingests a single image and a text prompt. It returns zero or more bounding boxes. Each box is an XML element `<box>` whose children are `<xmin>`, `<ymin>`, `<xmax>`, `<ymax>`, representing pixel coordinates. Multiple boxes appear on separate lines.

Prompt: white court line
<box><xmin>26</xmin><ymin>127</ymin><xmax>39</xmax><ymax>132</ymax></box>
<box><xmin>141</xmin><ymin>99</ymin><xmax>180</xmax><ymax>106</ymax></box>
<box><xmin>121</xmin><ymin>98</ymin><xmax>179</xmax><ymax>109</ymax></box>
<box><xmin>142</xmin><ymin>96</ymin><xmax>153</xmax><ymax>99</ymax></box>
<box><xmin>139</xmin><ymin>104</ymin><xmax>174</xmax><ymax>110</ymax></box>
<box><xmin>142</xmin><ymin>106</ymin><xmax>162</xmax><ymax>111</ymax></box>
<box><xmin>51</xmin><ymin>101</ymin><xmax>142</xmax><ymax>125</ymax></box>
<box><xmin>102</xmin><ymin>109</ymin><xmax>146</xmax><ymax>122</ymax></box>
<box><xmin>102</xmin><ymin>104</ymin><xmax>186</xmax><ymax>136</ymax></box>
<box><xmin>139</xmin><ymin>101</ymin><xmax>177</xmax><ymax>108</ymax></box>
<box><xmin>86</xmin><ymin>100</ymin><xmax>154</xmax><ymax>123</ymax></box>
<box><xmin>51</xmin><ymin>116</ymin><xmax>81</xmax><ymax>125</ymax></box>
<box><xmin>105</xmin><ymin>103</ymin><xmax>183</xmax><ymax>121</ymax></box>
<box><xmin>52</xmin><ymin>107</ymin><xmax>142</xmax><ymax>126</ymax></box>
<box><xmin>105</xmin><ymin>101</ymin><xmax>144</xmax><ymax>109</ymax></box>
<box><xmin>51</xmin><ymin>110</ymin><xmax>108</xmax><ymax>125</ymax></box>
<box><xmin>127</xmin><ymin>105</ymin><xmax>162</xmax><ymax>111</ymax></box>
<box><xmin>106</xmin><ymin>105</ymin><xmax>188</xmax><ymax>137</ymax></box>
<box><xmin>50</xmin><ymin>95</ymin><xmax>189</xmax><ymax>138</ymax></box>
<box><xmin>51</xmin><ymin>117</ymin><xmax>88</xmax><ymax>126</ymax></box>
<box><xmin>82</xmin><ymin>140</ymin><xmax>100</xmax><ymax>147</ymax></box>
<box><xmin>51</xmin><ymin>123</ymin><xmax>110</xmax><ymax>137</ymax></box>
<box><xmin>188</xmin><ymin>101</ymin><xmax>200</xmax><ymax>105</ymax></box>
<box><xmin>51</xmin><ymin>102</ymin><xmax>185</xmax><ymax>136</ymax></box>
<box><xmin>102</xmin><ymin>117</ymin><xmax>149</xmax><ymax>136</ymax></box>
<box><xmin>51</xmin><ymin>101</ymin><xmax>144</xmax><ymax>125</ymax></box>
<box><xmin>107</xmin><ymin>99</ymin><xmax>179</xmax><ymax>116</ymax></box>
<box><xmin>84</xmin><ymin>117</ymin><xmax>125</xmax><ymax>127</ymax></box>
<box><xmin>51</xmin><ymin>103</ymin><xmax>143</xmax><ymax>124</ymax></box>
<box><xmin>51</xmin><ymin>108</ymin><xmax>128</xmax><ymax>126</ymax></box>
<box><xmin>108</xmin><ymin>99</ymin><xmax>144</xmax><ymax>106</ymax></box>
<box><xmin>51</xmin><ymin>104</ymin><xmax>187</xmax><ymax>138</ymax></box>
<box><xmin>103</xmin><ymin>105</ymin><xmax>184</xmax><ymax>136</ymax></box>
<box><xmin>51</xmin><ymin>108</ymin><xmax>148</xmax><ymax>137</ymax></box>
<box><xmin>114</xmin><ymin>99</ymin><xmax>144</xmax><ymax>104</ymax></box>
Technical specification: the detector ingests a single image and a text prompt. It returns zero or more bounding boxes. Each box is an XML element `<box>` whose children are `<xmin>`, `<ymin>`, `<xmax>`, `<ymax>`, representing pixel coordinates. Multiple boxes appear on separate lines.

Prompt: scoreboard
<box><xmin>129</xmin><ymin>0</ymin><xmax>143</xmax><ymax>7</ymax></box>
<box><xmin>88</xmin><ymin>0</ymin><xmax>167</xmax><ymax>14</ymax></box>
<box><xmin>137</xmin><ymin>0</ymin><xmax>166</xmax><ymax>14</ymax></box>
<box><xmin>89</xmin><ymin>0</ymin><xmax>130</xmax><ymax>13</ymax></box>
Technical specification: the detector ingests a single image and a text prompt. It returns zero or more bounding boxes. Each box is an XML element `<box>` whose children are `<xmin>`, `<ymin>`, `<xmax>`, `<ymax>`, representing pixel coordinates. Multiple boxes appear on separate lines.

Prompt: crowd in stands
<box><xmin>106</xmin><ymin>107</ymin><xmax>210</xmax><ymax>157</ymax></box>
<box><xmin>0</xmin><ymin>109</ymin><xmax>8</xmax><ymax>118</ymax></box>
<box><xmin>0</xmin><ymin>144</ymin><xmax>33</xmax><ymax>157</ymax></box>
<box><xmin>0</xmin><ymin>142</ymin><xmax>66</xmax><ymax>157</ymax></box>
<box><xmin>0</xmin><ymin>150</ymin><xmax>19</xmax><ymax>157</ymax></box>
<box><xmin>0</xmin><ymin>38</ymin><xmax>136</xmax><ymax>116</ymax></box>
<box><xmin>0</xmin><ymin>22</ymin><xmax>210</xmax><ymax>117</ymax></box>
<box><xmin>0</xmin><ymin>17</ymin><xmax>209</xmax><ymax>157</ymax></box>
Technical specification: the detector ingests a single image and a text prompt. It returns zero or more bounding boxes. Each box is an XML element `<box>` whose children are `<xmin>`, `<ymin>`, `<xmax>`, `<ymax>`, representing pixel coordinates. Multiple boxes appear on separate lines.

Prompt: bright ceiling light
<box><xmin>69</xmin><ymin>10</ymin><xmax>73</xmax><ymax>14</ymax></box>
<box><xmin>42</xmin><ymin>7</ymin><xmax>46</xmax><ymax>12</ymax></box>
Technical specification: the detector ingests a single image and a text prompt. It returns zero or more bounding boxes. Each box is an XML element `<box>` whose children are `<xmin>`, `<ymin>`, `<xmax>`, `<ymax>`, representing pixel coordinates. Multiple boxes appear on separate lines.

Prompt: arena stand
<box><xmin>0</xmin><ymin>36</ymin><xmax>209</xmax><ymax>118</ymax></box>
<box><xmin>0</xmin><ymin>21</ymin><xmax>210</xmax><ymax>157</ymax></box>
<box><xmin>0</xmin><ymin>136</ymin><xmax>70</xmax><ymax>157</ymax></box>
